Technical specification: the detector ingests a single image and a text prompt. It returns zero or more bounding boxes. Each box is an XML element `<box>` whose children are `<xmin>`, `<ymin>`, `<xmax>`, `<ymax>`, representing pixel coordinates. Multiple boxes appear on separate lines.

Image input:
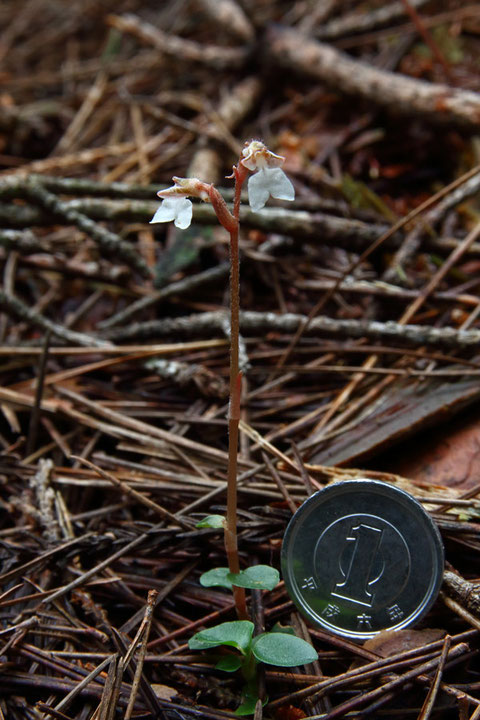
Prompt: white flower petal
<box><xmin>247</xmin><ymin>167</ymin><xmax>295</xmax><ymax>212</ymax></box>
<box><xmin>247</xmin><ymin>169</ymin><xmax>271</xmax><ymax>212</ymax></box>
<box><xmin>174</xmin><ymin>198</ymin><xmax>193</xmax><ymax>229</ymax></box>
<box><xmin>150</xmin><ymin>197</ymin><xmax>193</xmax><ymax>229</ymax></box>
<box><xmin>242</xmin><ymin>156</ymin><xmax>258</xmax><ymax>172</ymax></box>
<box><xmin>265</xmin><ymin>167</ymin><xmax>295</xmax><ymax>202</ymax></box>
<box><xmin>150</xmin><ymin>198</ymin><xmax>178</xmax><ymax>224</ymax></box>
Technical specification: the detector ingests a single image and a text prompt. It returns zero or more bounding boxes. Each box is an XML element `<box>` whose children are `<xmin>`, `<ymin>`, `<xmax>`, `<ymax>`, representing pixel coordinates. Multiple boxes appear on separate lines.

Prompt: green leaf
<box><xmin>215</xmin><ymin>655</ymin><xmax>243</xmax><ymax>672</ymax></box>
<box><xmin>270</xmin><ymin>622</ymin><xmax>296</xmax><ymax>636</ymax></box>
<box><xmin>341</xmin><ymin>173</ymin><xmax>395</xmax><ymax>221</ymax></box>
<box><xmin>189</xmin><ymin>621</ymin><xmax>254</xmax><ymax>654</ymax></box>
<box><xmin>252</xmin><ymin>632</ymin><xmax>318</xmax><ymax>667</ymax></box>
<box><xmin>101</xmin><ymin>28</ymin><xmax>122</xmax><ymax>61</ymax></box>
<box><xmin>227</xmin><ymin>565</ymin><xmax>280</xmax><ymax>591</ymax></box>
<box><xmin>432</xmin><ymin>26</ymin><xmax>464</xmax><ymax>64</ymax></box>
<box><xmin>200</xmin><ymin>567</ymin><xmax>232</xmax><ymax>589</ymax></box>
<box><xmin>196</xmin><ymin>515</ymin><xmax>225</xmax><ymax>529</ymax></box>
<box><xmin>154</xmin><ymin>231</ymin><xmax>200</xmax><ymax>289</ymax></box>
<box><xmin>235</xmin><ymin>691</ymin><xmax>268</xmax><ymax>716</ymax></box>
<box><xmin>235</xmin><ymin>697</ymin><xmax>259</xmax><ymax>716</ymax></box>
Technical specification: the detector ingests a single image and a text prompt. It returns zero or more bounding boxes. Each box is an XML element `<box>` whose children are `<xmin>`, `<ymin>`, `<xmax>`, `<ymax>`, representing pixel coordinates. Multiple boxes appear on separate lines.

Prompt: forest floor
<box><xmin>2</xmin><ymin>1</ymin><xmax>480</xmax><ymax>718</ymax></box>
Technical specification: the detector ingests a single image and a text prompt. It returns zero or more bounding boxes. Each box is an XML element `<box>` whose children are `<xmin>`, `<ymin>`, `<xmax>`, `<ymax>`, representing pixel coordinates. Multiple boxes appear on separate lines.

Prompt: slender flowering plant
<box><xmin>151</xmin><ymin>141</ymin><xmax>294</xmax><ymax>620</ymax></box>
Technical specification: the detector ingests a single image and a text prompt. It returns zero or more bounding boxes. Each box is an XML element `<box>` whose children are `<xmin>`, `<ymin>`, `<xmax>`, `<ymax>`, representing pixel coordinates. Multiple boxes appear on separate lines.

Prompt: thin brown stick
<box><xmin>417</xmin><ymin>635</ymin><xmax>451</xmax><ymax>720</ymax></box>
<box><xmin>262</xmin><ymin>452</ymin><xmax>297</xmax><ymax>514</ymax></box>
<box><xmin>49</xmin><ymin>654</ymin><xmax>116</xmax><ymax>717</ymax></box>
<box><xmin>124</xmin><ymin>589</ymin><xmax>158</xmax><ymax>720</ymax></box>
<box><xmin>25</xmin><ymin>329</ymin><xmax>51</xmax><ymax>457</ymax></box>
<box><xmin>297</xmin><ymin>644</ymin><xmax>469</xmax><ymax>720</ymax></box>
<box><xmin>70</xmin><ymin>455</ymin><xmax>192</xmax><ymax>530</ymax></box>
<box><xmin>400</xmin><ymin>221</ymin><xmax>480</xmax><ymax>324</ymax></box>
<box><xmin>400</xmin><ymin>0</ymin><xmax>452</xmax><ymax>79</ymax></box>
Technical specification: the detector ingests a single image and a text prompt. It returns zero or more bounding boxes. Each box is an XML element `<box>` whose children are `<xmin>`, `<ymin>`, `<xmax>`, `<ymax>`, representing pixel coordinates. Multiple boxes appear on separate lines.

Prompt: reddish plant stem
<box><xmin>224</xmin><ymin>164</ymin><xmax>248</xmax><ymax>620</ymax></box>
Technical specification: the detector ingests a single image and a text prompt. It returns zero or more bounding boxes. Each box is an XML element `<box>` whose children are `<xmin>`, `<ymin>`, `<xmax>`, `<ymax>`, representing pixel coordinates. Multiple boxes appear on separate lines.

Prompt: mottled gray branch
<box><xmin>0</xmin><ymin>291</ymin><xmax>110</xmax><ymax>347</ymax></box>
<box><xmin>317</xmin><ymin>0</ymin><xmax>429</xmax><ymax>40</ymax></box>
<box><xmin>195</xmin><ymin>0</ymin><xmax>254</xmax><ymax>42</ymax></box>
<box><xmin>297</xmin><ymin>276</ymin><xmax>479</xmax><ymax>306</ymax></box>
<box><xmin>98</xmin><ymin>235</ymin><xmax>295</xmax><ymax>331</ymax></box>
<box><xmin>267</xmin><ymin>25</ymin><xmax>480</xmax><ymax>129</ymax></box>
<box><xmin>102</xmin><ymin>309</ymin><xmax>480</xmax><ymax>350</ymax></box>
<box><xmin>97</xmin><ymin>263</ymin><xmax>230</xmax><ymax>330</ymax></box>
<box><xmin>0</xmin><ymin>196</ymin><xmax>393</xmax><ymax>250</ymax></box>
<box><xmin>144</xmin><ymin>357</ymin><xmax>228</xmax><ymax>398</ymax></box>
<box><xmin>0</xmin><ymin>177</ymin><xmax>151</xmax><ymax>277</ymax></box>
<box><xmin>3</xmin><ymin>197</ymin><xmax>479</xmax><ymax>259</ymax></box>
<box><xmin>26</xmin><ymin>174</ymin><xmax>375</xmax><ymax>219</ymax></box>
<box><xmin>108</xmin><ymin>13</ymin><xmax>248</xmax><ymax>69</ymax></box>
<box><xmin>30</xmin><ymin>174</ymin><xmax>160</xmax><ymax>200</ymax></box>
<box><xmin>239</xmin><ymin>205</ymin><xmax>390</xmax><ymax>249</ymax></box>
<box><xmin>0</xmin><ymin>229</ymin><xmax>47</xmax><ymax>254</ymax></box>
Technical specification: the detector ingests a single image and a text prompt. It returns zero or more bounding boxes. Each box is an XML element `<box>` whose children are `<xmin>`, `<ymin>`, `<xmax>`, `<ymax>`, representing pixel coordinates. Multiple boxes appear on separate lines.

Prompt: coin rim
<box><xmin>281</xmin><ymin>479</ymin><xmax>445</xmax><ymax>640</ymax></box>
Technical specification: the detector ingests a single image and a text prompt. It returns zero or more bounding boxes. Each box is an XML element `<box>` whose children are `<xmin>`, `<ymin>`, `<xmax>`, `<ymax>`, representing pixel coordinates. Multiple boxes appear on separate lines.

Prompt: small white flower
<box><xmin>150</xmin><ymin>176</ymin><xmax>212</xmax><ymax>230</ymax></box>
<box><xmin>150</xmin><ymin>196</ymin><xmax>193</xmax><ymax>229</ymax></box>
<box><xmin>247</xmin><ymin>166</ymin><xmax>295</xmax><ymax>212</ymax></box>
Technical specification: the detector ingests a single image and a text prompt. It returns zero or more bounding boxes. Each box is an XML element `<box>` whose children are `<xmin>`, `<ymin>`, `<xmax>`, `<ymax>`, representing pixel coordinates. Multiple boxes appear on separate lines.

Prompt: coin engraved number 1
<box><xmin>332</xmin><ymin>523</ymin><xmax>383</xmax><ymax>606</ymax></box>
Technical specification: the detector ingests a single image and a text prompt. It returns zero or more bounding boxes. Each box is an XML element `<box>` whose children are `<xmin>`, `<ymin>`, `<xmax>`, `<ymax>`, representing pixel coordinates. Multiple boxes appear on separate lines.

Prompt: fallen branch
<box><xmin>267</xmin><ymin>25</ymin><xmax>480</xmax><ymax>128</ymax></box>
<box><xmin>2</xmin><ymin>184</ymin><xmax>479</xmax><ymax>257</ymax></box>
<box><xmin>195</xmin><ymin>0</ymin><xmax>254</xmax><ymax>43</ymax></box>
<box><xmin>102</xmin><ymin>308</ymin><xmax>480</xmax><ymax>350</ymax></box>
<box><xmin>316</xmin><ymin>0</ymin><xmax>429</xmax><ymax>40</ymax></box>
<box><xmin>0</xmin><ymin>177</ymin><xmax>151</xmax><ymax>277</ymax></box>
<box><xmin>0</xmin><ymin>290</ymin><xmax>110</xmax><ymax>348</ymax></box>
<box><xmin>0</xmin><ymin>228</ymin><xmax>47</xmax><ymax>254</ymax></box>
<box><xmin>20</xmin><ymin>175</ymin><xmax>374</xmax><ymax>218</ymax></box>
<box><xmin>297</xmin><ymin>276</ymin><xmax>480</xmax><ymax>307</ymax></box>
<box><xmin>97</xmin><ymin>263</ymin><xmax>230</xmax><ymax>330</ymax></box>
<box><xmin>0</xmin><ymin>196</ymin><xmax>391</xmax><ymax>249</ymax></box>
<box><xmin>108</xmin><ymin>14</ymin><xmax>248</xmax><ymax>69</ymax></box>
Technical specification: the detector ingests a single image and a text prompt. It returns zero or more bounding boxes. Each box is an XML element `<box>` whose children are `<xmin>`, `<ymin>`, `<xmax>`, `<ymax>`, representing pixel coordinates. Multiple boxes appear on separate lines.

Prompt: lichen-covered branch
<box><xmin>102</xmin><ymin>309</ymin><xmax>480</xmax><ymax>350</ymax></box>
<box><xmin>0</xmin><ymin>195</ymin><xmax>394</xmax><ymax>250</ymax></box>
<box><xmin>0</xmin><ymin>290</ymin><xmax>110</xmax><ymax>347</ymax></box>
<box><xmin>0</xmin><ymin>177</ymin><xmax>151</xmax><ymax>277</ymax></box>
<box><xmin>0</xmin><ymin>229</ymin><xmax>47</xmax><ymax>254</ymax></box>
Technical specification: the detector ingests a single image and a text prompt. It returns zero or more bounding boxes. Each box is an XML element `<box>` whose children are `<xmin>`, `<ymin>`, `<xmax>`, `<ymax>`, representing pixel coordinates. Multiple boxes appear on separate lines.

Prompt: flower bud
<box><xmin>157</xmin><ymin>176</ymin><xmax>212</xmax><ymax>202</ymax></box>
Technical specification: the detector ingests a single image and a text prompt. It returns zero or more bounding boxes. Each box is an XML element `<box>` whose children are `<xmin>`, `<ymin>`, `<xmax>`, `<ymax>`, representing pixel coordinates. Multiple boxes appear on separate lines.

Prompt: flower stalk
<box><xmin>150</xmin><ymin>140</ymin><xmax>295</xmax><ymax>621</ymax></box>
<box><xmin>224</xmin><ymin>162</ymin><xmax>248</xmax><ymax>619</ymax></box>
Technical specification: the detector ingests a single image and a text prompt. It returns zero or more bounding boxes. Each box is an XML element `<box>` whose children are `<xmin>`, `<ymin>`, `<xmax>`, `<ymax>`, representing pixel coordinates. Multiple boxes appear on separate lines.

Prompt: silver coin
<box><xmin>281</xmin><ymin>479</ymin><xmax>444</xmax><ymax>640</ymax></box>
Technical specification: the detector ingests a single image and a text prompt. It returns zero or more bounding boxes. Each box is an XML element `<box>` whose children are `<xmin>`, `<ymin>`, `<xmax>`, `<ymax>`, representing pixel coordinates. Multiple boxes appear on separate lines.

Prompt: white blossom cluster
<box><xmin>150</xmin><ymin>140</ymin><xmax>295</xmax><ymax>229</ymax></box>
